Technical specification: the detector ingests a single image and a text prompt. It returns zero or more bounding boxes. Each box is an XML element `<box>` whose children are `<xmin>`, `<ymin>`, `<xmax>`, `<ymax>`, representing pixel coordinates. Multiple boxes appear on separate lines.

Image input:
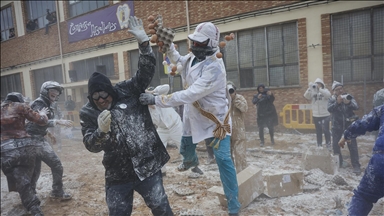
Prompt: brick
<box><xmin>208</xmin><ymin>165</ymin><xmax>264</xmax><ymax>209</ymax></box>
<box><xmin>303</xmin><ymin>149</ymin><xmax>339</xmax><ymax>175</ymax></box>
<box><xmin>264</xmin><ymin>171</ymin><xmax>304</xmax><ymax>198</ymax></box>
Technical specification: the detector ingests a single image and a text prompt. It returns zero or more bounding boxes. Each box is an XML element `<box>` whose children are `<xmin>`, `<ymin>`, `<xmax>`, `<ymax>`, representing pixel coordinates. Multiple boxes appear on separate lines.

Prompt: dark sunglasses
<box><xmin>92</xmin><ymin>91</ymin><xmax>109</xmax><ymax>100</ymax></box>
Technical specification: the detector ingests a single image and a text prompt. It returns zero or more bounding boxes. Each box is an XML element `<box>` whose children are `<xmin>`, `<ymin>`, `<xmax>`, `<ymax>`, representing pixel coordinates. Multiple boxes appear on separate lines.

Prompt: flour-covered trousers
<box><xmin>31</xmin><ymin>137</ymin><xmax>65</xmax><ymax>194</ymax></box>
<box><xmin>230</xmin><ymin>137</ymin><xmax>248</xmax><ymax>174</ymax></box>
<box><xmin>1</xmin><ymin>138</ymin><xmax>41</xmax><ymax>212</ymax></box>
<box><xmin>348</xmin><ymin>153</ymin><xmax>384</xmax><ymax>216</ymax></box>
<box><xmin>105</xmin><ymin>171</ymin><xmax>173</xmax><ymax>216</ymax></box>
<box><xmin>180</xmin><ymin>136</ymin><xmax>241</xmax><ymax>214</ymax></box>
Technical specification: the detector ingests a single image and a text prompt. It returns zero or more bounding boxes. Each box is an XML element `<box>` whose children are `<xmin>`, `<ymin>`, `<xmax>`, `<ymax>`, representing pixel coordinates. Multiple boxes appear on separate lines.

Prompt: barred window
<box><xmin>33</xmin><ymin>65</ymin><xmax>64</xmax><ymax>101</ymax></box>
<box><xmin>1</xmin><ymin>73</ymin><xmax>22</xmax><ymax>99</ymax></box>
<box><xmin>72</xmin><ymin>54</ymin><xmax>115</xmax><ymax>82</ymax></box>
<box><xmin>332</xmin><ymin>6</ymin><xmax>384</xmax><ymax>83</ymax></box>
<box><xmin>129</xmin><ymin>41</ymin><xmax>188</xmax><ymax>92</ymax></box>
<box><xmin>25</xmin><ymin>1</ymin><xmax>56</xmax><ymax>31</ymax></box>
<box><xmin>1</xmin><ymin>6</ymin><xmax>15</xmax><ymax>41</ymax></box>
<box><xmin>222</xmin><ymin>21</ymin><xmax>299</xmax><ymax>89</ymax></box>
<box><xmin>68</xmin><ymin>0</ymin><xmax>109</xmax><ymax>18</ymax></box>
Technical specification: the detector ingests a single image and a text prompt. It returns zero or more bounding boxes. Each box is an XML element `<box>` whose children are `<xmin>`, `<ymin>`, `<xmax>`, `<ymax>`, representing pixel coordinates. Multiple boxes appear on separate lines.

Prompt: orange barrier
<box><xmin>279</xmin><ymin>104</ymin><xmax>315</xmax><ymax>129</ymax></box>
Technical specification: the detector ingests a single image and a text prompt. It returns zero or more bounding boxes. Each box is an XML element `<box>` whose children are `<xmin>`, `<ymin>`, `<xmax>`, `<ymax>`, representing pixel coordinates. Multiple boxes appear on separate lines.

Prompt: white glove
<box><xmin>127</xmin><ymin>16</ymin><xmax>149</xmax><ymax>44</ymax></box>
<box><xmin>97</xmin><ymin>110</ymin><xmax>111</xmax><ymax>133</ymax></box>
<box><xmin>56</xmin><ymin>119</ymin><xmax>74</xmax><ymax>128</ymax></box>
<box><xmin>39</xmin><ymin>107</ymin><xmax>49</xmax><ymax>116</ymax></box>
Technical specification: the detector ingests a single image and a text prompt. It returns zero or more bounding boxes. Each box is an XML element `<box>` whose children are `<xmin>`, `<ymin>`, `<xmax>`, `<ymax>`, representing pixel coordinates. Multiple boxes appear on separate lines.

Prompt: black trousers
<box><xmin>332</xmin><ymin>129</ymin><xmax>360</xmax><ymax>169</ymax></box>
<box><xmin>1</xmin><ymin>141</ymin><xmax>40</xmax><ymax>212</ymax></box>
<box><xmin>258</xmin><ymin>121</ymin><xmax>274</xmax><ymax>143</ymax></box>
<box><xmin>32</xmin><ymin>137</ymin><xmax>64</xmax><ymax>194</ymax></box>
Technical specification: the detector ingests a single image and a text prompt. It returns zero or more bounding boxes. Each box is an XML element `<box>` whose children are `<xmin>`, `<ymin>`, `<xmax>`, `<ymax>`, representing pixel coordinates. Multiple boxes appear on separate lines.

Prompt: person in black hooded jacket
<box><xmin>79</xmin><ymin>16</ymin><xmax>173</xmax><ymax>216</ymax></box>
<box><xmin>252</xmin><ymin>84</ymin><xmax>278</xmax><ymax>147</ymax></box>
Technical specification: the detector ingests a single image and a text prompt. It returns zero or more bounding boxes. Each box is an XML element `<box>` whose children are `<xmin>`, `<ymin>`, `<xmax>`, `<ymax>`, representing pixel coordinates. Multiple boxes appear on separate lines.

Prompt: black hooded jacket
<box><xmin>252</xmin><ymin>84</ymin><xmax>278</xmax><ymax>126</ymax></box>
<box><xmin>79</xmin><ymin>51</ymin><xmax>170</xmax><ymax>185</ymax></box>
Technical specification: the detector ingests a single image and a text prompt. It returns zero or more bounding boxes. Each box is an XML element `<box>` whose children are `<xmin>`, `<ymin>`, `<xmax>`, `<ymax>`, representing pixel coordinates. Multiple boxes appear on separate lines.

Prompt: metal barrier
<box><xmin>63</xmin><ymin>110</ymin><xmax>80</xmax><ymax>127</ymax></box>
<box><xmin>279</xmin><ymin>104</ymin><xmax>315</xmax><ymax>129</ymax></box>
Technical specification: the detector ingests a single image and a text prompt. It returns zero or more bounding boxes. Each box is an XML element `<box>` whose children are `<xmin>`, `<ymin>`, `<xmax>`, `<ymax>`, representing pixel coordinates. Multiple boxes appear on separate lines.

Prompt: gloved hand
<box><xmin>97</xmin><ymin>110</ymin><xmax>111</xmax><ymax>133</ymax></box>
<box><xmin>139</xmin><ymin>93</ymin><xmax>156</xmax><ymax>105</ymax></box>
<box><xmin>127</xmin><ymin>16</ymin><xmax>149</xmax><ymax>44</ymax></box>
<box><xmin>39</xmin><ymin>107</ymin><xmax>49</xmax><ymax>116</ymax></box>
<box><xmin>56</xmin><ymin>119</ymin><xmax>73</xmax><ymax>128</ymax></box>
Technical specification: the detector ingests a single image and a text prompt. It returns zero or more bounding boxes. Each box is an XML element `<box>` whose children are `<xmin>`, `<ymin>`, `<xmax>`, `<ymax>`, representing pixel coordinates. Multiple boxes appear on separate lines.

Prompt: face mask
<box><xmin>190</xmin><ymin>45</ymin><xmax>215</xmax><ymax>61</ymax></box>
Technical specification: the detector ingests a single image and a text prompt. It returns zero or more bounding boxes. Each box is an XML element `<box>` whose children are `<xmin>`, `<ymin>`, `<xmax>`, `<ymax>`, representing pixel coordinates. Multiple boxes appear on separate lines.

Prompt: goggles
<box><xmin>48</xmin><ymin>88</ymin><xmax>60</xmax><ymax>95</ymax></box>
<box><xmin>191</xmin><ymin>39</ymin><xmax>209</xmax><ymax>47</ymax></box>
<box><xmin>92</xmin><ymin>91</ymin><xmax>109</xmax><ymax>100</ymax></box>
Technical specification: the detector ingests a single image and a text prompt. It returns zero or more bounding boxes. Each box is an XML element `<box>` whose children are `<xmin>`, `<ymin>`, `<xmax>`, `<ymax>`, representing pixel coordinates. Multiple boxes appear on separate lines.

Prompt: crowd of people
<box><xmin>1</xmin><ymin>14</ymin><xmax>383</xmax><ymax>216</ymax></box>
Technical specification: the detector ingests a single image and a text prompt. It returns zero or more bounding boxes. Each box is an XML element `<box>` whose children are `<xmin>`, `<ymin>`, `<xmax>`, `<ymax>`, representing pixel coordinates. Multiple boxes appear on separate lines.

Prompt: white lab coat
<box><xmin>155</xmin><ymin>44</ymin><xmax>231</xmax><ymax>144</ymax></box>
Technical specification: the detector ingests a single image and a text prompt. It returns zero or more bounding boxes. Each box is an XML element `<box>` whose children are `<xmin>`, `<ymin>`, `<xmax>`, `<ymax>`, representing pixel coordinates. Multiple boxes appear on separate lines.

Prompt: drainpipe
<box><xmin>56</xmin><ymin>1</ymin><xmax>66</xmax><ymax>85</ymax></box>
<box><xmin>185</xmin><ymin>1</ymin><xmax>190</xmax><ymax>47</ymax></box>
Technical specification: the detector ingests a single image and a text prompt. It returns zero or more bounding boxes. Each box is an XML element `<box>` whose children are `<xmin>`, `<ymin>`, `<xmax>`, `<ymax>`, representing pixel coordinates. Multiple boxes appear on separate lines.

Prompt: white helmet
<box><xmin>188</xmin><ymin>22</ymin><xmax>220</xmax><ymax>48</ymax></box>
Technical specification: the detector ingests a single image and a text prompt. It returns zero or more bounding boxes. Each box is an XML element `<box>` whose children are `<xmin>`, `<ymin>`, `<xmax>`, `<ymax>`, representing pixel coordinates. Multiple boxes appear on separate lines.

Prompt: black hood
<box><xmin>87</xmin><ymin>72</ymin><xmax>118</xmax><ymax>110</ymax></box>
<box><xmin>257</xmin><ymin>84</ymin><xmax>267</xmax><ymax>93</ymax></box>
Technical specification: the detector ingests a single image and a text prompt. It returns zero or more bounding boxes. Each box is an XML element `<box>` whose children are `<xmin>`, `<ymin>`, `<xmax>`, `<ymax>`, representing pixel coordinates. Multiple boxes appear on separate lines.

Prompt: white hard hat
<box><xmin>188</xmin><ymin>22</ymin><xmax>220</xmax><ymax>48</ymax></box>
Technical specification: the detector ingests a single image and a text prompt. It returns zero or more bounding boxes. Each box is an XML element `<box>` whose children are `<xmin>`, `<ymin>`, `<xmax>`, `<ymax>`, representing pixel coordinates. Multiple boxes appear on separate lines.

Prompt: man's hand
<box><xmin>336</xmin><ymin>95</ymin><xmax>343</xmax><ymax>104</ymax></box>
<box><xmin>56</xmin><ymin>119</ymin><xmax>73</xmax><ymax>128</ymax></box>
<box><xmin>338</xmin><ymin>137</ymin><xmax>351</xmax><ymax>148</ymax></box>
<box><xmin>257</xmin><ymin>94</ymin><xmax>262</xmax><ymax>99</ymax></box>
<box><xmin>127</xmin><ymin>16</ymin><xmax>149</xmax><ymax>44</ymax></box>
<box><xmin>139</xmin><ymin>93</ymin><xmax>156</xmax><ymax>105</ymax></box>
<box><xmin>39</xmin><ymin>107</ymin><xmax>49</xmax><ymax>116</ymax></box>
<box><xmin>98</xmin><ymin>110</ymin><xmax>111</xmax><ymax>133</ymax></box>
<box><xmin>267</xmin><ymin>91</ymin><xmax>272</xmax><ymax>96</ymax></box>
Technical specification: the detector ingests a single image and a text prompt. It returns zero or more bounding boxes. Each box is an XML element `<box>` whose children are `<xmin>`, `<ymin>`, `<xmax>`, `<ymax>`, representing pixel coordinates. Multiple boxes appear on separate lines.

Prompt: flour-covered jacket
<box><xmin>80</xmin><ymin>53</ymin><xmax>170</xmax><ymax>184</ymax></box>
<box><xmin>303</xmin><ymin>78</ymin><xmax>331</xmax><ymax>117</ymax></box>
<box><xmin>155</xmin><ymin>44</ymin><xmax>231</xmax><ymax>144</ymax></box>
<box><xmin>344</xmin><ymin>105</ymin><xmax>383</xmax><ymax>151</ymax></box>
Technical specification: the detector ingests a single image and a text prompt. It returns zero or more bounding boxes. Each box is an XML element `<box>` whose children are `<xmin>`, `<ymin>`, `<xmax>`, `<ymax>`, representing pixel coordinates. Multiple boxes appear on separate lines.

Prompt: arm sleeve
<box><xmin>344</xmin><ymin>107</ymin><xmax>381</xmax><ymax>140</ymax></box>
<box><xmin>346</xmin><ymin>98</ymin><xmax>359</xmax><ymax>110</ymax></box>
<box><xmin>234</xmin><ymin>95</ymin><xmax>248</xmax><ymax>113</ymax></box>
<box><xmin>327</xmin><ymin>96</ymin><xmax>339</xmax><ymax>113</ymax></box>
<box><xmin>80</xmin><ymin>112</ymin><xmax>110</xmax><ymax>153</ymax></box>
<box><xmin>23</xmin><ymin>104</ymin><xmax>48</xmax><ymax>126</ymax></box>
<box><xmin>304</xmin><ymin>88</ymin><xmax>312</xmax><ymax>100</ymax></box>
<box><xmin>319</xmin><ymin>88</ymin><xmax>331</xmax><ymax>99</ymax></box>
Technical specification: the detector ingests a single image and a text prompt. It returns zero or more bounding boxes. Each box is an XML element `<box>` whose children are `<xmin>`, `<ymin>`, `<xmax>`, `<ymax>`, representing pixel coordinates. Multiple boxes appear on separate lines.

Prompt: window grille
<box><xmin>72</xmin><ymin>54</ymin><xmax>115</xmax><ymax>82</ymax></box>
<box><xmin>1</xmin><ymin>73</ymin><xmax>22</xmax><ymax>99</ymax></box>
<box><xmin>25</xmin><ymin>1</ymin><xmax>56</xmax><ymax>31</ymax></box>
<box><xmin>1</xmin><ymin>6</ymin><xmax>15</xmax><ymax>41</ymax></box>
<box><xmin>33</xmin><ymin>65</ymin><xmax>64</xmax><ymax>101</ymax></box>
<box><xmin>68</xmin><ymin>0</ymin><xmax>109</xmax><ymax>18</ymax></box>
<box><xmin>222</xmin><ymin>21</ymin><xmax>299</xmax><ymax>89</ymax></box>
<box><xmin>331</xmin><ymin>6</ymin><xmax>384</xmax><ymax>83</ymax></box>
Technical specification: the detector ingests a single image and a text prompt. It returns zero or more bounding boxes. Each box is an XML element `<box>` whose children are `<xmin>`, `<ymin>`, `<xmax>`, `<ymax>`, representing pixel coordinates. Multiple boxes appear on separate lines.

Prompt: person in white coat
<box><xmin>304</xmin><ymin>78</ymin><xmax>331</xmax><ymax>149</ymax></box>
<box><xmin>139</xmin><ymin>22</ymin><xmax>241</xmax><ymax>216</ymax></box>
<box><xmin>146</xmin><ymin>84</ymin><xmax>182</xmax><ymax>176</ymax></box>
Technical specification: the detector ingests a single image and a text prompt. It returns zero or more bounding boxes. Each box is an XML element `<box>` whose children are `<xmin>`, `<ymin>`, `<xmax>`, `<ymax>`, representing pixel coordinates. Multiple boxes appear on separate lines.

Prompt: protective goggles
<box><xmin>92</xmin><ymin>91</ymin><xmax>109</xmax><ymax>100</ymax></box>
<box><xmin>48</xmin><ymin>88</ymin><xmax>60</xmax><ymax>95</ymax></box>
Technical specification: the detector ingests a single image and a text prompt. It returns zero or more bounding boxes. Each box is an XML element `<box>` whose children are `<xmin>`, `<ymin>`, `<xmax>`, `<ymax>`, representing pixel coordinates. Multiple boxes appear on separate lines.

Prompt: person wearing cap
<box><xmin>1</xmin><ymin>92</ymin><xmax>49</xmax><ymax>216</ymax></box>
<box><xmin>79</xmin><ymin>16</ymin><xmax>173</xmax><ymax>215</ymax></box>
<box><xmin>26</xmin><ymin>81</ymin><xmax>74</xmax><ymax>202</ymax></box>
<box><xmin>304</xmin><ymin>78</ymin><xmax>332</xmax><ymax>149</ymax></box>
<box><xmin>146</xmin><ymin>84</ymin><xmax>183</xmax><ymax>176</ymax></box>
<box><xmin>338</xmin><ymin>99</ymin><xmax>383</xmax><ymax>215</ymax></box>
<box><xmin>227</xmin><ymin>81</ymin><xmax>248</xmax><ymax>174</ymax></box>
<box><xmin>328</xmin><ymin>81</ymin><xmax>361</xmax><ymax>175</ymax></box>
<box><xmin>139</xmin><ymin>22</ymin><xmax>241</xmax><ymax>216</ymax></box>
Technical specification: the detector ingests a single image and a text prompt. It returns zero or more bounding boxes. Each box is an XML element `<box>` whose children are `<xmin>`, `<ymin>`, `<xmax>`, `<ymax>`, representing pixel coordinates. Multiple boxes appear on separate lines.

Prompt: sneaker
<box><xmin>177</xmin><ymin>163</ymin><xmax>189</xmax><ymax>172</ymax></box>
<box><xmin>353</xmin><ymin>167</ymin><xmax>361</xmax><ymax>175</ymax></box>
<box><xmin>29</xmin><ymin>205</ymin><xmax>44</xmax><ymax>216</ymax></box>
<box><xmin>340</xmin><ymin>161</ymin><xmax>348</xmax><ymax>168</ymax></box>
<box><xmin>50</xmin><ymin>191</ymin><xmax>72</xmax><ymax>201</ymax></box>
<box><xmin>162</xmin><ymin>171</ymin><xmax>167</xmax><ymax>177</ymax></box>
<box><xmin>191</xmin><ymin>166</ymin><xmax>204</xmax><ymax>175</ymax></box>
<box><xmin>260</xmin><ymin>142</ymin><xmax>264</xmax><ymax>147</ymax></box>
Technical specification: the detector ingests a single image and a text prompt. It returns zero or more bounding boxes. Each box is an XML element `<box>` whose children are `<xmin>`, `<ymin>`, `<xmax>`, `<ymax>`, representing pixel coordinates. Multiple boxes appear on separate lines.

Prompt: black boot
<box><xmin>29</xmin><ymin>205</ymin><xmax>44</xmax><ymax>216</ymax></box>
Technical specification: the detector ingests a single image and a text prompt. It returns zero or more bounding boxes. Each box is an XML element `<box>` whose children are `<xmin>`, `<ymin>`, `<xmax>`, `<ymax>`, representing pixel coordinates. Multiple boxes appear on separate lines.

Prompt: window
<box><xmin>69</xmin><ymin>0</ymin><xmax>109</xmax><ymax>18</ymax></box>
<box><xmin>222</xmin><ymin>22</ymin><xmax>299</xmax><ymax>89</ymax></box>
<box><xmin>332</xmin><ymin>6</ymin><xmax>384</xmax><ymax>83</ymax></box>
<box><xmin>1</xmin><ymin>6</ymin><xmax>15</xmax><ymax>41</ymax></box>
<box><xmin>33</xmin><ymin>65</ymin><xmax>64</xmax><ymax>101</ymax></box>
<box><xmin>72</xmin><ymin>54</ymin><xmax>115</xmax><ymax>82</ymax></box>
<box><xmin>128</xmin><ymin>41</ymin><xmax>188</xmax><ymax>93</ymax></box>
<box><xmin>1</xmin><ymin>73</ymin><xmax>22</xmax><ymax>99</ymax></box>
<box><xmin>25</xmin><ymin>1</ymin><xmax>56</xmax><ymax>31</ymax></box>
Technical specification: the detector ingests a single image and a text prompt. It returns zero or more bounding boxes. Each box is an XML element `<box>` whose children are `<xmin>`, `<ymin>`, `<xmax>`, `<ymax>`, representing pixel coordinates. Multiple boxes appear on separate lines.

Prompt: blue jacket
<box><xmin>344</xmin><ymin>105</ymin><xmax>384</xmax><ymax>151</ymax></box>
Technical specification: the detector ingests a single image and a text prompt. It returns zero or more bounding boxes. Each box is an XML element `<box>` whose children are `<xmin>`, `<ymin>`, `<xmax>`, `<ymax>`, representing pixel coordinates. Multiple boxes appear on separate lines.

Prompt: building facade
<box><xmin>1</xmin><ymin>0</ymin><xmax>383</xmax><ymax>129</ymax></box>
